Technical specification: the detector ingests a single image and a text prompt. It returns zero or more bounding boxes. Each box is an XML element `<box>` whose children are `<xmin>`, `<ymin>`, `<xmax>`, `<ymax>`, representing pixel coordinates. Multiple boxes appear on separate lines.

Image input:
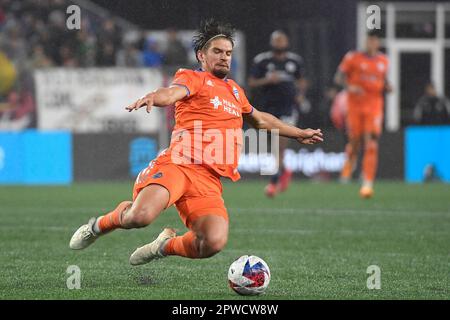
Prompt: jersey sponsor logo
<box><xmin>210</xmin><ymin>96</ymin><xmax>241</xmax><ymax>117</ymax></box>
<box><xmin>210</xmin><ymin>96</ymin><xmax>222</xmax><ymax>109</ymax></box>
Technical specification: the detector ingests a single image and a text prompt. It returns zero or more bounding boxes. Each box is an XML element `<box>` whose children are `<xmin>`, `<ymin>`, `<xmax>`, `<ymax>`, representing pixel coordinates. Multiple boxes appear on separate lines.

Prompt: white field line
<box><xmin>0</xmin><ymin>225</ymin><xmax>443</xmax><ymax>238</ymax></box>
<box><xmin>0</xmin><ymin>225</ymin><xmax>72</xmax><ymax>231</ymax></box>
<box><xmin>232</xmin><ymin>228</ymin><xmax>315</xmax><ymax>235</ymax></box>
<box><xmin>1</xmin><ymin>206</ymin><xmax>449</xmax><ymax>216</ymax></box>
<box><xmin>228</xmin><ymin>207</ymin><xmax>450</xmax><ymax>216</ymax></box>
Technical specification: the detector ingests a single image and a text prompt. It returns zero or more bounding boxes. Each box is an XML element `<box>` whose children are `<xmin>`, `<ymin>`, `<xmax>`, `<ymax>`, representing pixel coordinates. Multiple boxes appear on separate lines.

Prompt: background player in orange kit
<box><xmin>69</xmin><ymin>19</ymin><xmax>323</xmax><ymax>265</ymax></box>
<box><xmin>334</xmin><ymin>30</ymin><xmax>392</xmax><ymax>198</ymax></box>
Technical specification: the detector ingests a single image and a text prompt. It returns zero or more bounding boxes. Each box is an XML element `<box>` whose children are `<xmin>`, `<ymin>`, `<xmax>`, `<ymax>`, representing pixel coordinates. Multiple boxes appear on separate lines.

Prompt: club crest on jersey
<box><xmin>232</xmin><ymin>86</ymin><xmax>240</xmax><ymax>100</ymax></box>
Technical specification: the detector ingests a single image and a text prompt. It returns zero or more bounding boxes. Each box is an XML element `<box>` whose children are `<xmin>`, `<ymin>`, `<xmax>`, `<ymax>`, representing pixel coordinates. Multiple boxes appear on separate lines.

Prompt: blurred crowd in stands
<box><xmin>0</xmin><ymin>0</ymin><xmax>194</xmax><ymax>129</ymax></box>
<box><xmin>0</xmin><ymin>0</ymin><xmax>191</xmax><ymax>68</ymax></box>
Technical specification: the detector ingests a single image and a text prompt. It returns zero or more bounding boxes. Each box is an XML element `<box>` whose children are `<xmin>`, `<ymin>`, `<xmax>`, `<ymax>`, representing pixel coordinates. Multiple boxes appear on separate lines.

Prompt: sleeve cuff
<box><xmin>171</xmin><ymin>83</ymin><xmax>191</xmax><ymax>96</ymax></box>
<box><xmin>243</xmin><ymin>106</ymin><xmax>254</xmax><ymax>115</ymax></box>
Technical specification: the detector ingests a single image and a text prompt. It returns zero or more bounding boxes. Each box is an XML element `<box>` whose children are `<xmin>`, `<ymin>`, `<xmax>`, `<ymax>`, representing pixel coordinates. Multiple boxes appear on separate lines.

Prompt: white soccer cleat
<box><xmin>69</xmin><ymin>217</ymin><xmax>99</xmax><ymax>250</ymax></box>
<box><xmin>129</xmin><ymin>228</ymin><xmax>176</xmax><ymax>266</ymax></box>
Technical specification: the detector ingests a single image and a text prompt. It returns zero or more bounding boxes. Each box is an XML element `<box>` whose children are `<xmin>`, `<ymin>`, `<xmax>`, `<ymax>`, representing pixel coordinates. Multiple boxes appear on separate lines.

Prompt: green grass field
<box><xmin>0</xmin><ymin>181</ymin><xmax>449</xmax><ymax>299</ymax></box>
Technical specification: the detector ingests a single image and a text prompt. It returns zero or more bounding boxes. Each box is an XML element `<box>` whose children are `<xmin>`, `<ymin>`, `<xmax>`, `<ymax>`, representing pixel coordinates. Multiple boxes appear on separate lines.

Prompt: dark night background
<box><xmin>91</xmin><ymin>1</ymin><xmax>354</xmax><ymax>83</ymax></box>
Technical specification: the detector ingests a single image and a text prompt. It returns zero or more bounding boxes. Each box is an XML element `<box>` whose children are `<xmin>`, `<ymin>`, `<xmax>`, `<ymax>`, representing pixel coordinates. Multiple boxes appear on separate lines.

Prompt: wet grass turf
<box><xmin>0</xmin><ymin>181</ymin><xmax>449</xmax><ymax>299</ymax></box>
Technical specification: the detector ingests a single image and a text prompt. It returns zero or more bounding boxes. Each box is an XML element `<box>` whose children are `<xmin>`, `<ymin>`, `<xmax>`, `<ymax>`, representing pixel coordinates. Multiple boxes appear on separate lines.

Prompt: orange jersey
<box><xmin>338</xmin><ymin>51</ymin><xmax>389</xmax><ymax>113</ymax></box>
<box><xmin>166</xmin><ymin>68</ymin><xmax>253</xmax><ymax>181</ymax></box>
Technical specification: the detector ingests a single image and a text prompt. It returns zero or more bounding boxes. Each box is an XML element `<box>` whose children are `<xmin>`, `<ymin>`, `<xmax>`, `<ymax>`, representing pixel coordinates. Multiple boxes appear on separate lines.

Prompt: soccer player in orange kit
<box><xmin>69</xmin><ymin>19</ymin><xmax>323</xmax><ymax>265</ymax></box>
<box><xmin>335</xmin><ymin>30</ymin><xmax>391</xmax><ymax>198</ymax></box>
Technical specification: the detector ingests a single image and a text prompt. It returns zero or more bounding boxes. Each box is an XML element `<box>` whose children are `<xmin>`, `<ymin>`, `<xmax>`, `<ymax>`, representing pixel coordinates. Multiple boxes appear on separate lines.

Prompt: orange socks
<box><xmin>341</xmin><ymin>143</ymin><xmax>357</xmax><ymax>180</ymax></box>
<box><xmin>362</xmin><ymin>141</ymin><xmax>378</xmax><ymax>183</ymax></box>
<box><xmin>96</xmin><ymin>201</ymin><xmax>132</xmax><ymax>234</ymax></box>
<box><xmin>164</xmin><ymin>231</ymin><xmax>200</xmax><ymax>258</ymax></box>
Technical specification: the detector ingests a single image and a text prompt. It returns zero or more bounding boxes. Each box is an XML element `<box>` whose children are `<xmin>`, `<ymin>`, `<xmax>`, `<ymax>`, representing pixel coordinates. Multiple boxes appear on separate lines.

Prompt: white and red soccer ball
<box><xmin>228</xmin><ymin>255</ymin><xmax>271</xmax><ymax>295</ymax></box>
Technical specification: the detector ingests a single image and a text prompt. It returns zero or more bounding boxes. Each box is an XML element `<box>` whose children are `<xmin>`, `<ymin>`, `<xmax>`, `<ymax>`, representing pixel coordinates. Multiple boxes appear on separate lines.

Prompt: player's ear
<box><xmin>197</xmin><ymin>50</ymin><xmax>205</xmax><ymax>64</ymax></box>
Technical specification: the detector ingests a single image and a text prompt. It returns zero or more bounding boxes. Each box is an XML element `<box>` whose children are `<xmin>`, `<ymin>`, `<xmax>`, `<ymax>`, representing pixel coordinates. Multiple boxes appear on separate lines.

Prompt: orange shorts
<box><xmin>132</xmin><ymin>153</ymin><xmax>228</xmax><ymax>229</ymax></box>
<box><xmin>346</xmin><ymin>109</ymin><xmax>383</xmax><ymax>139</ymax></box>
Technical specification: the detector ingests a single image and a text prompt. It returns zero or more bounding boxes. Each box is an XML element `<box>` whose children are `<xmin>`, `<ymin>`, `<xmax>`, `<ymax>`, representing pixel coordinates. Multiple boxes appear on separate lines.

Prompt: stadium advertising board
<box><xmin>0</xmin><ymin>130</ymin><xmax>72</xmax><ymax>184</ymax></box>
<box><xmin>0</xmin><ymin>130</ymin><xmax>404</xmax><ymax>184</ymax></box>
<box><xmin>406</xmin><ymin>126</ymin><xmax>450</xmax><ymax>183</ymax></box>
<box><xmin>238</xmin><ymin>129</ymin><xmax>404</xmax><ymax>180</ymax></box>
<box><xmin>73</xmin><ymin>133</ymin><xmax>159</xmax><ymax>181</ymax></box>
<box><xmin>34</xmin><ymin>68</ymin><xmax>164</xmax><ymax>133</ymax></box>
<box><xmin>71</xmin><ymin>130</ymin><xmax>403</xmax><ymax>182</ymax></box>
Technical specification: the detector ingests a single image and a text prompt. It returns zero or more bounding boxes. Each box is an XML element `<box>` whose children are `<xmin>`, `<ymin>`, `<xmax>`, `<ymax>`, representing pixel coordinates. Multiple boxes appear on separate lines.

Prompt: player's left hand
<box><xmin>296</xmin><ymin>128</ymin><xmax>323</xmax><ymax>145</ymax></box>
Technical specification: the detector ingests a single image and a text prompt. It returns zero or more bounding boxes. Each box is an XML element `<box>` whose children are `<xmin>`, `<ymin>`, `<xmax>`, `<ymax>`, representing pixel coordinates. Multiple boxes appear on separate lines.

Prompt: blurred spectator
<box><xmin>0</xmin><ymin>6</ymin><xmax>5</xmax><ymax>28</ymax></box>
<box><xmin>96</xmin><ymin>18</ymin><xmax>123</xmax><ymax>67</ymax></box>
<box><xmin>75</xmin><ymin>30</ymin><xmax>97</xmax><ymax>67</ymax></box>
<box><xmin>99</xmin><ymin>18</ymin><xmax>122</xmax><ymax>49</ymax></box>
<box><xmin>60</xmin><ymin>44</ymin><xmax>79</xmax><ymax>67</ymax></box>
<box><xmin>163</xmin><ymin>28</ymin><xmax>187</xmax><ymax>73</ymax></box>
<box><xmin>413</xmin><ymin>82</ymin><xmax>450</xmax><ymax>125</ymax></box>
<box><xmin>0</xmin><ymin>88</ymin><xmax>35</xmax><ymax>130</ymax></box>
<box><xmin>0</xmin><ymin>50</ymin><xmax>16</xmax><ymax>95</ymax></box>
<box><xmin>96</xmin><ymin>41</ymin><xmax>116</xmax><ymax>66</ymax></box>
<box><xmin>0</xmin><ymin>69</ymin><xmax>35</xmax><ymax>130</ymax></box>
<box><xmin>117</xmin><ymin>42</ymin><xmax>143</xmax><ymax>67</ymax></box>
<box><xmin>142</xmin><ymin>37</ymin><xmax>163</xmax><ymax>67</ymax></box>
<box><xmin>30</xmin><ymin>44</ymin><xmax>54</xmax><ymax>68</ymax></box>
<box><xmin>47</xmin><ymin>7</ymin><xmax>69</xmax><ymax>64</ymax></box>
<box><xmin>1</xmin><ymin>27</ymin><xmax>28</xmax><ymax>71</ymax></box>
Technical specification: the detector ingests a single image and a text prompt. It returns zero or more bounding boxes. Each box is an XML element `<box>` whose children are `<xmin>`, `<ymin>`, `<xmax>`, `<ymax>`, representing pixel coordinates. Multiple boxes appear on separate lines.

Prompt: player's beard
<box><xmin>212</xmin><ymin>66</ymin><xmax>229</xmax><ymax>79</ymax></box>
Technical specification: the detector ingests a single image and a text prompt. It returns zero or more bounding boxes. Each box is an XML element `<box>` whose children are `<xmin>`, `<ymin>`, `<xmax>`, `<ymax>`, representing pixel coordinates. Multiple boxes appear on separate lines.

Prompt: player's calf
<box><xmin>163</xmin><ymin>229</ymin><xmax>228</xmax><ymax>259</ymax></box>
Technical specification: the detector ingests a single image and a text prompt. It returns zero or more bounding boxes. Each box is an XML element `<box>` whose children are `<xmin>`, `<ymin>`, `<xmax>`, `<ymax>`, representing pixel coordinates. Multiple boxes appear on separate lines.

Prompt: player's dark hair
<box><xmin>367</xmin><ymin>29</ymin><xmax>382</xmax><ymax>38</ymax></box>
<box><xmin>193</xmin><ymin>18</ymin><xmax>235</xmax><ymax>61</ymax></box>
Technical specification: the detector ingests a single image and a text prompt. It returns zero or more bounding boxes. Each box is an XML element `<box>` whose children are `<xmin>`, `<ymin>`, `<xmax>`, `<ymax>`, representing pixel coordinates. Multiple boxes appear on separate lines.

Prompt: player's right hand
<box><xmin>266</xmin><ymin>72</ymin><xmax>281</xmax><ymax>84</ymax></box>
<box><xmin>126</xmin><ymin>93</ymin><xmax>155</xmax><ymax>113</ymax></box>
<box><xmin>347</xmin><ymin>85</ymin><xmax>364</xmax><ymax>95</ymax></box>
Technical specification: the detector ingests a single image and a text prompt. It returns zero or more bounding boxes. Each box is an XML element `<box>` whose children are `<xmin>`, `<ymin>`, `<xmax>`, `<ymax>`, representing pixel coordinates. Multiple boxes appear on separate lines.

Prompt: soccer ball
<box><xmin>228</xmin><ymin>255</ymin><xmax>271</xmax><ymax>295</ymax></box>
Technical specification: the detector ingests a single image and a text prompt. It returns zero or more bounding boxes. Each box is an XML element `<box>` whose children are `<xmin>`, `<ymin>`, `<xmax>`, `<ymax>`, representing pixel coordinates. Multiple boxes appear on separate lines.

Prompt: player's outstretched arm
<box><xmin>243</xmin><ymin>107</ymin><xmax>323</xmax><ymax>145</ymax></box>
<box><xmin>334</xmin><ymin>70</ymin><xmax>363</xmax><ymax>95</ymax></box>
<box><xmin>126</xmin><ymin>85</ymin><xmax>188</xmax><ymax>113</ymax></box>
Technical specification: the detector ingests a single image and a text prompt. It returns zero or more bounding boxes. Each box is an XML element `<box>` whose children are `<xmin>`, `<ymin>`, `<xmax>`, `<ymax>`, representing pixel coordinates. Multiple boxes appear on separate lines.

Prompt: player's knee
<box><xmin>125</xmin><ymin>206</ymin><xmax>158</xmax><ymax>227</ymax></box>
<box><xmin>365</xmin><ymin>137</ymin><xmax>378</xmax><ymax>151</ymax></box>
<box><xmin>203</xmin><ymin>233</ymin><xmax>228</xmax><ymax>257</ymax></box>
